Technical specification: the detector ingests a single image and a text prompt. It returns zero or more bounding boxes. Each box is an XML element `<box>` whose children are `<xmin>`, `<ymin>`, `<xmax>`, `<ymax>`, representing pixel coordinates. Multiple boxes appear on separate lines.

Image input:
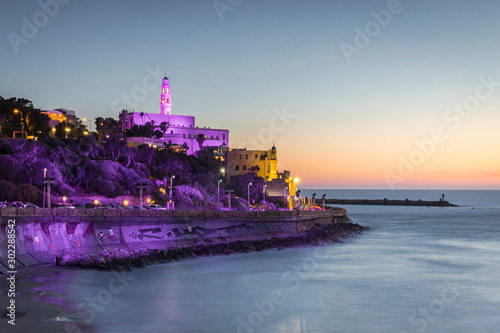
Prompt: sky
<box><xmin>1</xmin><ymin>0</ymin><xmax>499</xmax><ymax>189</ymax></box>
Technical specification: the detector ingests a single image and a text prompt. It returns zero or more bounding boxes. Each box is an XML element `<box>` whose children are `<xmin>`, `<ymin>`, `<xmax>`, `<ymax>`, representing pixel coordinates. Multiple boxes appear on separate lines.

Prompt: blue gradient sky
<box><xmin>1</xmin><ymin>0</ymin><xmax>500</xmax><ymax>189</ymax></box>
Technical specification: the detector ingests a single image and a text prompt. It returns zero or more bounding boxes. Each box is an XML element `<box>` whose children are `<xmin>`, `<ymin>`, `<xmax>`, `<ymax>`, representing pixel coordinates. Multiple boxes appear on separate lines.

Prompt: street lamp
<box><xmin>65</xmin><ymin>125</ymin><xmax>70</xmax><ymax>139</ymax></box>
<box><xmin>248</xmin><ymin>183</ymin><xmax>252</xmax><ymax>211</ymax></box>
<box><xmin>82</xmin><ymin>117</ymin><xmax>92</xmax><ymax>133</ymax></box>
<box><xmin>263</xmin><ymin>185</ymin><xmax>267</xmax><ymax>211</ymax></box>
<box><xmin>14</xmin><ymin>109</ymin><xmax>25</xmax><ymax>133</ymax></box>
<box><xmin>284</xmin><ymin>187</ymin><xmax>288</xmax><ymax>210</ymax></box>
<box><xmin>218</xmin><ymin>179</ymin><xmax>222</xmax><ymax>210</ymax></box>
<box><xmin>123</xmin><ymin>200</ymin><xmax>129</xmax><ymax>207</ymax></box>
<box><xmin>169</xmin><ymin>175</ymin><xmax>175</xmax><ymax>209</ymax></box>
<box><xmin>62</xmin><ymin>196</ymin><xmax>67</xmax><ymax>207</ymax></box>
<box><xmin>43</xmin><ymin>168</ymin><xmax>47</xmax><ymax>208</ymax></box>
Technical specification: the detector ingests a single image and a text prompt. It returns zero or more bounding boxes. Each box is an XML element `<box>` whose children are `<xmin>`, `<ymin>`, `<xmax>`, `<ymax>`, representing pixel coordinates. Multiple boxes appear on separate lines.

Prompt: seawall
<box><xmin>0</xmin><ymin>208</ymin><xmax>347</xmax><ymax>272</ymax></box>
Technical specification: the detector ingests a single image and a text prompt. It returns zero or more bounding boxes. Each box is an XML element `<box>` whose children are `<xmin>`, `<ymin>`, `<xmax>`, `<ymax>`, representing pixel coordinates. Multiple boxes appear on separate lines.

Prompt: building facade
<box><xmin>42</xmin><ymin>108</ymin><xmax>77</xmax><ymax>130</ymax></box>
<box><xmin>121</xmin><ymin>76</ymin><xmax>229</xmax><ymax>155</ymax></box>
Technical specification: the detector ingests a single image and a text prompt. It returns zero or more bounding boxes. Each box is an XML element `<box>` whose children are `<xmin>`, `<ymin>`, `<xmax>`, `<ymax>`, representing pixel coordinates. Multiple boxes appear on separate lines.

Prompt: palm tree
<box><xmin>160</xmin><ymin>121</ymin><xmax>170</xmax><ymax>145</ymax></box>
<box><xmin>196</xmin><ymin>133</ymin><xmax>205</xmax><ymax>149</ymax></box>
<box><xmin>140</xmin><ymin>112</ymin><xmax>145</xmax><ymax>125</ymax></box>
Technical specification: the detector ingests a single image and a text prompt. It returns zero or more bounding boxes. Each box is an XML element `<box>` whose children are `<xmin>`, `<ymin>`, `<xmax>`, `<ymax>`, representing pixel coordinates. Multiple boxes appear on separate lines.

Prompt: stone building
<box><xmin>120</xmin><ymin>76</ymin><xmax>229</xmax><ymax>155</ymax></box>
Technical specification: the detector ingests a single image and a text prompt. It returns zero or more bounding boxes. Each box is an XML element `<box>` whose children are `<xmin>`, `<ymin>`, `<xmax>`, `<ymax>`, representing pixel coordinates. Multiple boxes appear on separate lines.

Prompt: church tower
<box><xmin>160</xmin><ymin>75</ymin><xmax>172</xmax><ymax>115</ymax></box>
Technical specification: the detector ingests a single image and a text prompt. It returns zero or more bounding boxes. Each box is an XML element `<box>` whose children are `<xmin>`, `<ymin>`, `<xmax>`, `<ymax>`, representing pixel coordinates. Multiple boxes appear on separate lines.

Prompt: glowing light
<box><xmin>294</xmin><ymin>178</ymin><xmax>299</xmax><ymax>183</ymax></box>
<box><xmin>93</xmin><ymin>199</ymin><xmax>99</xmax><ymax>206</ymax></box>
<box><xmin>62</xmin><ymin>196</ymin><xmax>67</xmax><ymax>203</ymax></box>
<box><xmin>123</xmin><ymin>200</ymin><xmax>129</xmax><ymax>207</ymax></box>
<box><xmin>146</xmin><ymin>198</ymin><xmax>151</xmax><ymax>204</ymax></box>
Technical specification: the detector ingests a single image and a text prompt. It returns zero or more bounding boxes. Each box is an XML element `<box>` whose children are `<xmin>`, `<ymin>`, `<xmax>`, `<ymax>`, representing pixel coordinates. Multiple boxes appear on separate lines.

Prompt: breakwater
<box><xmin>323</xmin><ymin>198</ymin><xmax>457</xmax><ymax>207</ymax></box>
<box><xmin>0</xmin><ymin>208</ymin><xmax>349</xmax><ymax>272</ymax></box>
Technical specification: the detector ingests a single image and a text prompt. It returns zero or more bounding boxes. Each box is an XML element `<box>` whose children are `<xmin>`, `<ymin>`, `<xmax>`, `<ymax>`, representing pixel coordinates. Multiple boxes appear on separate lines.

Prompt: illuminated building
<box><xmin>42</xmin><ymin>108</ymin><xmax>77</xmax><ymax>130</ymax></box>
<box><xmin>120</xmin><ymin>76</ymin><xmax>229</xmax><ymax>155</ymax></box>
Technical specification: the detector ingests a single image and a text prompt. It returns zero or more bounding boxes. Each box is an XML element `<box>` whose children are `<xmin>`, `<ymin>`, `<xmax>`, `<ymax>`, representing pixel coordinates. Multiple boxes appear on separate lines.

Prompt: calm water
<box><xmin>23</xmin><ymin>191</ymin><xmax>500</xmax><ymax>332</ymax></box>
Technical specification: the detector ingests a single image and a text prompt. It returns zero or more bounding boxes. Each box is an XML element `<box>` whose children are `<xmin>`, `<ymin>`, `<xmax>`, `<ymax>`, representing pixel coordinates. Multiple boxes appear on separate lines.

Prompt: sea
<box><xmin>13</xmin><ymin>190</ymin><xmax>500</xmax><ymax>332</ymax></box>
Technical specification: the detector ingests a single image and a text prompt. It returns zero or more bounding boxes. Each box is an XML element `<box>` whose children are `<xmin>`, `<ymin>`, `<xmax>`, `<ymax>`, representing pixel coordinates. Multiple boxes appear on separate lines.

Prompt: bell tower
<box><xmin>160</xmin><ymin>75</ymin><xmax>172</xmax><ymax>115</ymax></box>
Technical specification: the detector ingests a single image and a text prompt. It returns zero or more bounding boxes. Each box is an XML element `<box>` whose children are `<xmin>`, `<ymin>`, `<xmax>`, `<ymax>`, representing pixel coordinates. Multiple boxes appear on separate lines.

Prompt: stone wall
<box><xmin>0</xmin><ymin>208</ymin><xmax>347</xmax><ymax>272</ymax></box>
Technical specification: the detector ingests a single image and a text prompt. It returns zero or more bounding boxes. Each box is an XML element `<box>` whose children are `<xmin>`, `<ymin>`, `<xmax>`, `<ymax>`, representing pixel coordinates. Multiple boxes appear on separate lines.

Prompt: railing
<box><xmin>0</xmin><ymin>207</ymin><xmax>347</xmax><ymax>218</ymax></box>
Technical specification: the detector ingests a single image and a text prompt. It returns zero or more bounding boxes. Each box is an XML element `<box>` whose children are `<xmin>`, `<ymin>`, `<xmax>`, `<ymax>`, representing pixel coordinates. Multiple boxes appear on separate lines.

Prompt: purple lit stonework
<box><xmin>120</xmin><ymin>76</ymin><xmax>229</xmax><ymax>154</ymax></box>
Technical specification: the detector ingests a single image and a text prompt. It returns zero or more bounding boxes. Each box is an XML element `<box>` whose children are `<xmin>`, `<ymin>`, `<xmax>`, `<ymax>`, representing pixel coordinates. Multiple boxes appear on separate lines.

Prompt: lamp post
<box><xmin>169</xmin><ymin>175</ymin><xmax>175</xmax><ymax>210</ymax></box>
<box><xmin>62</xmin><ymin>196</ymin><xmax>67</xmax><ymax>207</ymax></box>
<box><xmin>248</xmin><ymin>183</ymin><xmax>252</xmax><ymax>211</ymax></box>
<box><xmin>135</xmin><ymin>183</ymin><xmax>148</xmax><ymax>209</ymax></box>
<box><xmin>82</xmin><ymin>118</ymin><xmax>92</xmax><ymax>133</ymax></box>
<box><xmin>218</xmin><ymin>179</ymin><xmax>222</xmax><ymax>210</ymax></box>
<box><xmin>284</xmin><ymin>187</ymin><xmax>288</xmax><ymax>210</ymax></box>
<box><xmin>43</xmin><ymin>177</ymin><xmax>55</xmax><ymax>209</ymax></box>
<box><xmin>322</xmin><ymin>194</ymin><xmax>326</xmax><ymax>211</ymax></box>
<box><xmin>14</xmin><ymin>109</ymin><xmax>24</xmax><ymax>133</ymax></box>
<box><xmin>65</xmin><ymin>122</ymin><xmax>70</xmax><ymax>139</ymax></box>
<box><xmin>43</xmin><ymin>168</ymin><xmax>47</xmax><ymax>208</ymax></box>
<box><xmin>263</xmin><ymin>185</ymin><xmax>267</xmax><ymax>211</ymax></box>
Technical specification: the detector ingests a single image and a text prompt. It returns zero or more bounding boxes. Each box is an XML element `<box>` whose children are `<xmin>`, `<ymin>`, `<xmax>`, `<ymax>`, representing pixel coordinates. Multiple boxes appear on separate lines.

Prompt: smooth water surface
<box><xmin>23</xmin><ymin>191</ymin><xmax>500</xmax><ymax>332</ymax></box>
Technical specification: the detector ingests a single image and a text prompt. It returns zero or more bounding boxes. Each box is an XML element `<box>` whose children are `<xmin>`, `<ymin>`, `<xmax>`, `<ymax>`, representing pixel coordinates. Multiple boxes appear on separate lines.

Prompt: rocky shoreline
<box><xmin>55</xmin><ymin>222</ymin><xmax>369</xmax><ymax>271</ymax></box>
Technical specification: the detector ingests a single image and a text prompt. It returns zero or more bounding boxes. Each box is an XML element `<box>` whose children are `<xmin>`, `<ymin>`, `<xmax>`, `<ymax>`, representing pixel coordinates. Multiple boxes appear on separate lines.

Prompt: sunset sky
<box><xmin>1</xmin><ymin>0</ymin><xmax>499</xmax><ymax>189</ymax></box>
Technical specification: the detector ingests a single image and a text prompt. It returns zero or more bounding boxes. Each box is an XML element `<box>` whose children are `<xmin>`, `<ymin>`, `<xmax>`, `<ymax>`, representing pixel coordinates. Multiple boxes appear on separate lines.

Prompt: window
<box><xmin>236</xmin><ymin>165</ymin><xmax>240</xmax><ymax>171</ymax></box>
<box><xmin>233</xmin><ymin>155</ymin><xmax>236</xmax><ymax>160</ymax></box>
<box><xmin>255</xmin><ymin>154</ymin><xmax>258</xmax><ymax>159</ymax></box>
<box><xmin>183</xmin><ymin>134</ymin><xmax>185</xmax><ymax>138</ymax></box>
<box><xmin>246</xmin><ymin>154</ymin><xmax>248</xmax><ymax>160</ymax></box>
<box><xmin>211</xmin><ymin>135</ymin><xmax>213</xmax><ymax>139</ymax></box>
<box><xmin>171</xmin><ymin>130</ymin><xmax>173</xmax><ymax>134</ymax></box>
<box><xmin>162</xmin><ymin>88</ymin><xmax>165</xmax><ymax>94</ymax></box>
<box><xmin>223</xmin><ymin>134</ymin><xmax>225</xmax><ymax>140</ymax></box>
<box><xmin>189</xmin><ymin>134</ymin><xmax>191</xmax><ymax>138</ymax></box>
<box><xmin>239</xmin><ymin>155</ymin><xmax>242</xmax><ymax>160</ymax></box>
<box><xmin>243</xmin><ymin>166</ymin><xmax>247</xmax><ymax>170</ymax></box>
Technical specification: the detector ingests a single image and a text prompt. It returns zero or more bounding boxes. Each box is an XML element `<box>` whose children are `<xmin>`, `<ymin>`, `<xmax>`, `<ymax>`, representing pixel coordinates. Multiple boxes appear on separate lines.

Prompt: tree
<box><xmin>26</xmin><ymin>110</ymin><xmax>51</xmax><ymax>137</ymax></box>
<box><xmin>153</xmin><ymin>130</ymin><xmax>163</xmax><ymax>139</ymax></box>
<box><xmin>95</xmin><ymin>117</ymin><xmax>120</xmax><ymax>140</ymax></box>
<box><xmin>196</xmin><ymin>133</ymin><xmax>205</xmax><ymax>149</ymax></box>
<box><xmin>125</xmin><ymin>125</ymin><xmax>154</xmax><ymax>138</ymax></box>
<box><xmin>160</xmin><ymin>121</ymin><xmax>170</xmax><ymax>144</ymax></box>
